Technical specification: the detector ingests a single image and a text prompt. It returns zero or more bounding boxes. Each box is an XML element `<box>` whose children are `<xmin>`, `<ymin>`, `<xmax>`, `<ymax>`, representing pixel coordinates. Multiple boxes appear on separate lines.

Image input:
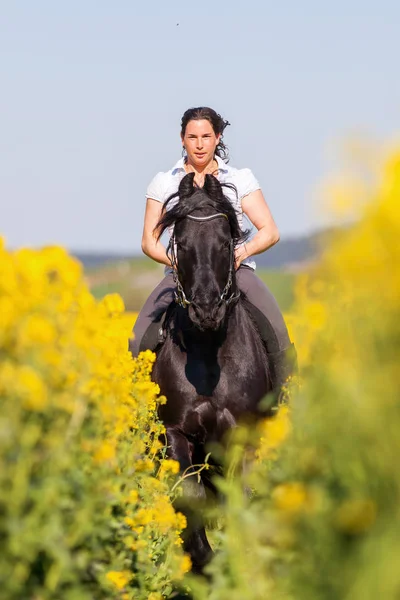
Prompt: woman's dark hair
<box><xmin>181</xmin><ymin>107</ymin><xmax>231</xmax><ymax>163</ymax></box>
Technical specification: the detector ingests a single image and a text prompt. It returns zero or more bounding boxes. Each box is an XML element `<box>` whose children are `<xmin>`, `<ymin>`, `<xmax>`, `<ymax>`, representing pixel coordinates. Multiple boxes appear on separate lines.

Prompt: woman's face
<box><xmin>181</xmin><ymin>119</ymin><xmax>220</xmax><ymax>167</ymax></box>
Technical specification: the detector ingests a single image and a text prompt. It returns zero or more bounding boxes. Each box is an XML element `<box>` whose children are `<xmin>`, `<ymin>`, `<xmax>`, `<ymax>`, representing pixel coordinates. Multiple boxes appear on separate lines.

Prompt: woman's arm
<box><xmin>141</xmin><ymin>198</ymin><xmax>172</xmax><ymax>267</ymax></box>
<box><xmin>235</xmin><ymin>189</ymin><xmax>280</xmax><ymax>268</ymax></box>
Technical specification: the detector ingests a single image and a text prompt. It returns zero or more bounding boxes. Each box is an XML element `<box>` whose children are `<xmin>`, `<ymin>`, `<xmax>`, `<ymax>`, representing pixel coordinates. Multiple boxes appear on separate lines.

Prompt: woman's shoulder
<box><xmin>225</xmin><ymin>163</ymin><xmax>256</xmax><ymax>178</ymax></box>
<box><xmin>145</xmin><ymin>171</ymin><xmax>167</xmax><ymax>202</ymax></box>
<box><xmin>146</xmin><ymin>161</ymin><xmax>182</xmax><ymax>203</ymax></box>
<box><xmin>223</xmin><ymin>163</ymin><xmax>261</xmax><ymax>199</ymax></box>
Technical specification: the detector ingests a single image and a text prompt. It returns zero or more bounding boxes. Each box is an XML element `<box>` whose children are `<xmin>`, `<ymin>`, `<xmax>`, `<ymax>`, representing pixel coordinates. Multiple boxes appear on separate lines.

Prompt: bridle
<box><xmin>168</xmin><ymin>213</ymin><xmax>240</xmax><ymax>309</ymax></box>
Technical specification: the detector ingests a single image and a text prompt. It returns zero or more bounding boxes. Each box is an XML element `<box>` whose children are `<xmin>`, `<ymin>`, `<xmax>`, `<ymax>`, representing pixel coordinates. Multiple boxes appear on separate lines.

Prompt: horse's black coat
<box><xmin>153</xmin><ymin>173</ymin><xmax>272</xmax><ymax>572</ymax></box>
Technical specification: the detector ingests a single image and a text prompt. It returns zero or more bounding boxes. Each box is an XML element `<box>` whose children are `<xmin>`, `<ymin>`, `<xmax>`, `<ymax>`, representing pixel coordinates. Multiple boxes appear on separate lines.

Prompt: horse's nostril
<box><xmin>188</xmin><ymin>299</ymin><xmax>226</xmax><ymax>330</ymax></box>
<box><xmin>213</xmin><ymin>303</ymin><xmax>226</xmax><ymax>321</ymax></box>
<box><xmin>189</xmin><ymin>303</ymin><xmax>203</xmax><ymax>322</ymax></box>
<box><xmin>193</xmin><ymin>304</ymin><xmax>202</xmax><ymax>317</ymax></box>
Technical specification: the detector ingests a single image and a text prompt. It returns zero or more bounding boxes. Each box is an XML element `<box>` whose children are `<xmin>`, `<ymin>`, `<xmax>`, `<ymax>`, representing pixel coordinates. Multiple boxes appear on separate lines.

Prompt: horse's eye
<box><xmin>222</xmin><ymin>240</ymin><xmax>231</xmax><ymax>250</ymax></box>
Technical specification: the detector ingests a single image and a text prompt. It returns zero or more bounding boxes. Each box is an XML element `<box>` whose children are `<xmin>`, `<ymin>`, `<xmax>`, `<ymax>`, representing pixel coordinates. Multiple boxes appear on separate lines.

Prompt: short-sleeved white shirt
<box><xmin>146</xmin><ymin>155</ymin><xmax>261</xmax><ymax>270</ymax></box>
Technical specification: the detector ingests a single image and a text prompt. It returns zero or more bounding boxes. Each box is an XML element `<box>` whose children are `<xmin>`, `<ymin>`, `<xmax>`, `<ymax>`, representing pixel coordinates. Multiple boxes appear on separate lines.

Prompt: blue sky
<box><xmin>1</xmin><ymin>1</ymin><xmax>399</xmax><ymax>252</ymax></box>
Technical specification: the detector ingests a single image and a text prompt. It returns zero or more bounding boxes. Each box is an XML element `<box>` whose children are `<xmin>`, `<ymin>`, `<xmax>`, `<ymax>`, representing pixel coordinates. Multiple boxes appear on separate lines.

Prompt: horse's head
<box><xmin>156</xmin><ymin>173</ymin><xmax>249</xmax><ymax>331</ymax></box>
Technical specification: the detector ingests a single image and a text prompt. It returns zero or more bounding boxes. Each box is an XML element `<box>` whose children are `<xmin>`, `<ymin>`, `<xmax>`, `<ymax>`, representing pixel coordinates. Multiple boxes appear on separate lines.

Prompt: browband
<box><xmin>186</xmin><ymin>213</ymin><xmax>228</xmax><ymax>221</ymax></box>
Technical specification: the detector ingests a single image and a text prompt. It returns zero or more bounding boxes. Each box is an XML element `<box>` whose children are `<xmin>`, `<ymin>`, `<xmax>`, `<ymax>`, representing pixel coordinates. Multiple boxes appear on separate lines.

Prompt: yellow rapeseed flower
<box><xmin>178</xmin><ymin>554</ymin><xmax>192</xmax><ymax>578</ymax></box>
<box><xmin>106</xmin><ymin>570</ymin><xmax>132</xmax><ymax>590</ymax></box>
<box><xmin>148</xmin><ymin>593</ymin><xmax>163</xmax><ymax>600</ymax></box>
<box><xmin>125</xmin><ymin>489</ymin><xmax>139</xmax><ymax>504</ymax></box>
<box><xmin>99</xmin><ymin>293</ymin><xmax>125</xmax><ymax>316</ymax></box>
<box><xmin>159</xmin><ymin>459</ymin><xmax>180</xmax><ymax>478</ymax></box>
<box><xmin>0</xmin><ymin>240</ymin><xmax>191</xmax><ymax>596</ymax></box>
<box><xmin>93</xmin><ymin>441</ymin><xmax>116</xmax><ymax>463</ymax></box>
<box><xmin>0</xmin><ymin>363</ymin><xmax>49</xmax><ymax>411</ymax></box>
<box><xmin>256</xmin><ymin>405</ymin><xmax>292</xmax><ymax>461</ymax></box>
<box><xmin>272</xmin><ymin>482</ymin><xmax>309</xmax><ymax>515</ymax></box>
<box><xmin>334</xmin><ymin>498</ymin><xmax>377</xmax><ymax>535</ymax></box>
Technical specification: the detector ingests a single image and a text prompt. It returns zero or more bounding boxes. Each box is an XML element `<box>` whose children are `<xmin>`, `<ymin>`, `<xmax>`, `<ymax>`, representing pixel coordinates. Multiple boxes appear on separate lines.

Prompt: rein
<box><xmin>168</xmin><ymin>213</ymin><xmax>240</xmax><ymax>309</ymax></box>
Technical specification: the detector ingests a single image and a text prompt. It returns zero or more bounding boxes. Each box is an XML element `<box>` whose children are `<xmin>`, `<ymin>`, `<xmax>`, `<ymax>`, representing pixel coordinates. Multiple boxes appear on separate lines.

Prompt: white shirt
<box><xmin>146</xmin><ymin>155</ymin><xmax>261</xmax><ymax>270</ymax></box>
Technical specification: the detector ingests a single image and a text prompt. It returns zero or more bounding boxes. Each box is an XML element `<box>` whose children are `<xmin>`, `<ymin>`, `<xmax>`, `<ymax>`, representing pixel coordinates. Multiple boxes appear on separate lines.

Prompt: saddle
<box><xmin>138</xmin><ymin>303</ymin><xmax>174</xmax><ymax>354</ymax></box>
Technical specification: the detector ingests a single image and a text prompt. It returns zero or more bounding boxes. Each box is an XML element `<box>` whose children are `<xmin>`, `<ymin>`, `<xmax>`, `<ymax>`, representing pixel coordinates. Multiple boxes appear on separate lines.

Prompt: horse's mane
<box><xmin>156</xmin><ymin>173</ymin><xmax>250</xmax><ymax>246</ymax></box>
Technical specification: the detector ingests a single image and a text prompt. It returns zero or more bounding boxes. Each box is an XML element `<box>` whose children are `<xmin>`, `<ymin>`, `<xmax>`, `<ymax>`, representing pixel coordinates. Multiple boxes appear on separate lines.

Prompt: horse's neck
<box><xmin>180</xmin><ymin>323</ymin><xmax>227</xmax><ymax>357</ymax></box>
<box><xmin>171</xmin><ymin>303</ymin><xmax>247</xmax><ymax>356</ymax></box>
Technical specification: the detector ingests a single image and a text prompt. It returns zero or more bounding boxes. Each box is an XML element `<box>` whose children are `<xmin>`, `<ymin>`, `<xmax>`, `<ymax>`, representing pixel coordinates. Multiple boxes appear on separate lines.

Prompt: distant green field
<box><xmin>257</xmin><ymin>269</ymin><xmax>296</xmax><ymax>312</ymax></box>
<box><xmin>88</xmin><ymin>258</ymin><xmax>296</xmax><ymax>313</ymax></box>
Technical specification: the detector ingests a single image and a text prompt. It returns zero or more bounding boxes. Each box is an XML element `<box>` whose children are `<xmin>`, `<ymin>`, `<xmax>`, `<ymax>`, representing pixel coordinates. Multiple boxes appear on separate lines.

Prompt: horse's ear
<box><xmin>178</xmin><ymin>172</ymin><xmax>196</xmax><ymax>200</ymax></box>
<box><xmin>204</xmin><ymin>174</ymin><xmax>224</xmax><ymax>201</ymax></box>
<box><xmin>155</xmin><ymin>173</ymin><xmax>197</xmax><ymax>240</ymax></box>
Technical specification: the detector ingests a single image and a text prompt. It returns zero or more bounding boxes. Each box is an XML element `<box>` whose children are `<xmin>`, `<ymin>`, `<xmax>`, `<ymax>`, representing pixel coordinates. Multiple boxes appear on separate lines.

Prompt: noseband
<box><xmin>168</xmin><ymin>213</ymin><xmax>240</xmax><ymax>309</ymax></box>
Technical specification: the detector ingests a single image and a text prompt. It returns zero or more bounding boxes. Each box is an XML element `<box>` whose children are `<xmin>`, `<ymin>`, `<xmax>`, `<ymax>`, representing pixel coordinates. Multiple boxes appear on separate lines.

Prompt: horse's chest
<box><xmin>181</xmin><ymin>349</ymin><xmax>264</xmax><ymax>412</ymax></box>
<box><xmin>154</xmin><ymin>318</ymin><xmax>269</xmax><ymax>442</ymax></box>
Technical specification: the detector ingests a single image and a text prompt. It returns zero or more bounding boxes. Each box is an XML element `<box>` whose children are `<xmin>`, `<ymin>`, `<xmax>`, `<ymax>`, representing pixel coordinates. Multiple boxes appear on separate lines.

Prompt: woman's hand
<box><xmin>234</xmin><ymin>245</ymin><xmax>249</xmax><ymax>270</ymax></box>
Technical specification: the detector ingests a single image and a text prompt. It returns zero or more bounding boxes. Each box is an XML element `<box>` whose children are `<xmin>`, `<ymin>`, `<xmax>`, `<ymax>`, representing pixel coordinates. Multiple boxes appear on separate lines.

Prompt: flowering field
<box><xmin>0</xmin><ymin>245</ymin><xmax>189</xmax><ymax>599</ymax></box>
<box><xmin>1</xmin><ymin>148</ymin><xmax>399</xmax><ymax>599</ymax></box>
<box><xmin>188</xmin><ymin>148</ymin><xmax>400</xmax><ymax>600</ymax></box>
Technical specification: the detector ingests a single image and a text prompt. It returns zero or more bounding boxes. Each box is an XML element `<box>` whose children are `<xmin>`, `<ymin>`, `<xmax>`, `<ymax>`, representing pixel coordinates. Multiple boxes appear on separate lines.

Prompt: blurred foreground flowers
<box><xmin>190</xmin><ymin>149</ymin><xmax>400</xmax><ymax>600</ymax></box>
<box><xmin>0</xmin><ymin>242</ymin><xmax>189</xmax><ymax>599</ymax></box>
<box><xmin>1</xmin><ymin>146</ymin><xmax>399</xmax><ymax>600</ymax></box>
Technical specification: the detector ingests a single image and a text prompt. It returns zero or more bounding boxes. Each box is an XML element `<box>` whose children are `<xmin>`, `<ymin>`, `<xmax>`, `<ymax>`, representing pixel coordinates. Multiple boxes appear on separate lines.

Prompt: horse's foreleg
<box><xmin>166</xmin><ymin>428</ymin><xmax>213</xmax><ymax>574</ymax></box>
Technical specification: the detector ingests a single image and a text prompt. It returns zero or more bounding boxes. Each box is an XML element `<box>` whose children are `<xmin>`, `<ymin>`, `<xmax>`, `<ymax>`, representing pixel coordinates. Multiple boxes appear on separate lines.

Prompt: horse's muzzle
<box><xmin>188</xmin><ymin>301</ymin><xmax>226</xmax><ymax>331</ymax></box>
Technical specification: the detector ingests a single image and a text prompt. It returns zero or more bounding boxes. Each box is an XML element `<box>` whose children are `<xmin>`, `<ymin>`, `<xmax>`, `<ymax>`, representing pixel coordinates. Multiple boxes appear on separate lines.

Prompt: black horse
<box><xmin>153</xmin><ymin>173</ymin><xmax>272</xmax><ymax>572</ymax></box>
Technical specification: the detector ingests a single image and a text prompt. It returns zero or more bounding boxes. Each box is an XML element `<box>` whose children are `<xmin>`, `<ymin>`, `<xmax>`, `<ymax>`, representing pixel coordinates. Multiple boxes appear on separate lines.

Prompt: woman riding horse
<box><xmin>130</xmin><ymin>106</ymin><xmax>297</xmax><ymax>572</ymax></box>
<box><xmin>131</xmin><ymin>106</ymin><xmax>296</xmax><ymax>390</ymax></box>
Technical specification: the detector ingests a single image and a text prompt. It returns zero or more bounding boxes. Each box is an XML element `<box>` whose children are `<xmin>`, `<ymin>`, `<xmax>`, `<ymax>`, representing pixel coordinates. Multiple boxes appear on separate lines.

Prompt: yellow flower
<box><xmin>125</xmin><ymin>489</ymin><xmax>139</xmax><ymax>504</ymax></box>
<box><xmin>151</xmin><ymin>497</ymin><xmax>179</xmax><ymax>533</ymax></box>
<box><xmin>334</xmin><ymin>498</ymin><xmax>377</xmax><ymax>534</ymax></box>
<box><xmin>93</xmin><ymin>441</ymin><xmax>116</xmax><ymax>463</ymax></box>
<box><xmin>0</xmin><ymin>297</ymin><xmax>17</xmax><ymax>334</ymax></box>
<box><xmin>175</xmin><ymin>512</ymin><xmax>187</xmax><ymax>531</ymax></box>
<box><xmin>19</xmin><ymin>367</ymin><xmax>48</xmax><ymax>411</ymax></box>
<box><xmin>303</xmin><ymin>300</ymin><xmax>327</xmax><ymax>331</ymax></box>
<box><xmin>256</xmin><ymin>405</ymin><xmax>291</xmax><ymax>461</ymax></box>
<box><xmin>0</xmin><ymin>364</ymin><xmax>49</xmax><ymax>411</ymax></box>
<box><xmin>18</xmin><ymin>315</ymin><xmax>57</xmax><ymax>350</ymax></box>
<box><xmin>0</xmin><ymin>239</ymin><xmax>190</xmax><ymax>597</ymax></box>
<box><xmin>99</xmin><ymin>293</ymin><xmax>125</xmax><ymax>316</ymax></box>
<box><xmin>135</xmin><ymin>458</ymin><xmax>154</xmax><ymax>473</ymax></box>
<box><xmin>177</xmin><ymin>554</ymin><xmax>192</xmax><ymax>578</ymax></box>
<box><xmin>130</xmin><ymin>539</ymin><xmax>147</xmax><ymax>551</ymax></box>
<box><xmin>106</xmin><ymin>570</ymin><xmax>132</xmax><ymax>590</ymax></box>
<box><xmin>126</xmin><ymin>508</ymin><xmax>153</xmax><ymax>528</ymax></box>
<box><xmin>272</xmin><ymin>482</ymin><xmax>309</xmax><ymax>514</ymax></box>
<box><xmin>159</xmin><ymin>459</ymin><xmax>180</xmax><ymax>478</ymax></box>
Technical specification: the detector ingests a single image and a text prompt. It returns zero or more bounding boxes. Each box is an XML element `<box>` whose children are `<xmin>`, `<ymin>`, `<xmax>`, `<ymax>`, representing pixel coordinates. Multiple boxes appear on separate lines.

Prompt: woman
<box><xmin>131</xmin><ymin>106</ymin><xmax>296</xmax><ymax>391</ymax></box>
